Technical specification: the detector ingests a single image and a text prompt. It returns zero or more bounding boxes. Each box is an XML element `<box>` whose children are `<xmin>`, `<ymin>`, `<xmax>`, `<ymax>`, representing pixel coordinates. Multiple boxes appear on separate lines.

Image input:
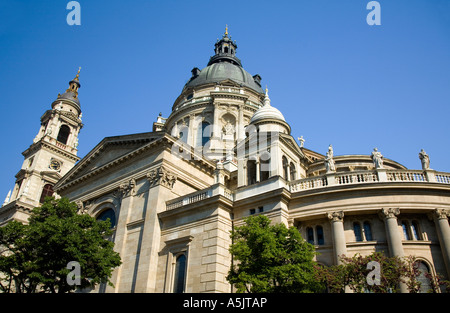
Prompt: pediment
<box><xmin>55</xmin><ymin>132</ymin><xmax>163</xmax><ymax>189</ymax></box>
<box><xmin>218</xmin><ymin>79</ymin><xmax>242</xmax><ymax>88</ymax></box>
<box><xmin>40</xmin><ymin>170</ymin><xmax>62</xmax><ymax>183</ymax></box>
<box><xmin>75</xmin><ymin>144</ymin><xmax>143</xmax><ymax>175</ymax></box>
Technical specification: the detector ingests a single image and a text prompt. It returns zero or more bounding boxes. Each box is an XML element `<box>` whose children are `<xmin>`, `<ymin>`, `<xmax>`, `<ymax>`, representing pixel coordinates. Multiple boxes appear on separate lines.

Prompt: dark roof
<box><xmin>184</xmin><ymin>61</ymin><xmax>263</xmax><ymax>94</ymax></box>
<box><xmin>182</xmin><ymin>30</ymin><xmax>264</xmax><ymax>94</ymax></box>
<box><xmin>59</xmin><ymin>90</ymin><xmax>80</xmax><ymax>106</ymax></box>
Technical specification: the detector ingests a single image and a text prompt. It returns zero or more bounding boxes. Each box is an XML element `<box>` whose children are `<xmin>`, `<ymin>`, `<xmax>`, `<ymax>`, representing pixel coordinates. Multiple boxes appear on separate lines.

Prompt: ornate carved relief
<box><xmin>119</xmin><ymin>178</ymin><xmax>136</xmax><ymax>198</ymax></box>
<box><xmin>327</xmin><ymin>211</ymin><xmax>344</xmax><ymax>222</ymax></box>
<box><xmin>434</xmin><ymin>208</ymin><xmax>449</xmax><ymax>220</ymax></box>
<box><xmin>147</xmin><ymin>166</ymin><xmax>177</xmax><ymax>189</ymax></box>
<box><xmin>75</xmin><ymin>200</ymin><xmax>85</xmax><ymax>213</ymax></box>
<box><xmin>380</xmin><ymin>208</ymin><xmax>400</xmax><ymax>219</ymax></box>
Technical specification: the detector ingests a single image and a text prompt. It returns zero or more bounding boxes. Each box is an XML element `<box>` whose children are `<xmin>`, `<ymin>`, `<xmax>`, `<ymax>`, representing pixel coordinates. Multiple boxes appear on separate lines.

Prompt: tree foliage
<box><xmin>315</xmin><ymin>252</ymin><xmax>407</xmax><ymax>293</ymax></box>
<box><xmin>315</xmin><ymin>252</ymin><xmax>450</xmax><ymax>293</ymax></box>
<box><xmin>226</xmin><ymin>215</ymin><xmax>324</xmax><ymax>293</ymax></box>
<box><xmin>0</xmin><ymin>197</ymin><xmax>121</xmax><ymax>293</ymax></box>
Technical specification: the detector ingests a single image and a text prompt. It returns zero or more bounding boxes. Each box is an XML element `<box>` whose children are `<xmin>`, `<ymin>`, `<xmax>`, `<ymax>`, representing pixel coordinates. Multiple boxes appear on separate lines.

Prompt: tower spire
<box><xmin>73</xmin><ymin>67</ymin><xmax>81</xmax><ymax>82</ymax></box>
<box><xmin>225</xmin><ymin>24</ymin><xmax>228</xmax><ymax>36</ymax></box>
<box><xmin>66</xmin><ymin>67</ymin><xmax>81</xmax><ymax>97</ymax></box>
<box><xmin>263</xmin><ymin>85</ymin><xmax>271</xmax><ymax>106</ymax></box>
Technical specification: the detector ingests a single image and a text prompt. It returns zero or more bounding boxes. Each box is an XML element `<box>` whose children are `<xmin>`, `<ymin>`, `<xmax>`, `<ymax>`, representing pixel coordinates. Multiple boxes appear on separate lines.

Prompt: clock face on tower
<box><xmin>50</xmin><ymin>160</ymin><xmax>61</xmax><ymax>171</ymax></box>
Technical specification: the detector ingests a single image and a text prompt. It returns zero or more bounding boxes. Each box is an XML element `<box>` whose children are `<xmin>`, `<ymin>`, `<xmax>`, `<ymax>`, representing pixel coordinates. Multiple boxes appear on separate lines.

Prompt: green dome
<box><xmin>183</xmin><ymin>29</ymin><xmax>264</xmax><ymax>94</ymax></box>
<box><xmin>184</xmin><ymin>62</ymin><xmax>263</xmax><ymax>94</ymax></box>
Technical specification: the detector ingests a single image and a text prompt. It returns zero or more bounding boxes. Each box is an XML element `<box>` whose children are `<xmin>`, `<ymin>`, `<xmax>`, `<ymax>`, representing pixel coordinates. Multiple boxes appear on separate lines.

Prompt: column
<box><xmin>237</xmin><ymin>159</ymin><xmax>246</xmax><ymax>187</ymax></box>
<box><xmin>255</xmin><ymin>158</ymin><xmax>260</xmax><ymax>183</ymax></box>
<box><xmin>269</xmin><ymin>136</ymin><xmax>280</xmax><ymax>177</ymax></box>
<box><xmin>380</xmin><ymin>208</ymin><xmax>404</xmax><ymax>258</ymax></box>
<box><xmin>237</xmin><ymin>104</ymin><xmax>245</xmax><ymax>142</ymax></box>
<box><xmin>188</xmin><ymin>114</ymin><xmax>195</xmax><ymax>147</ymax></box>
<box><xmin>379</xmin><ymin>208</ymin><xmax>408</xmax><ymax>293</ymax></box>
<box><xmin>327</xmin><ymin>211</ymin><xmax>347</xmax><ymax>265</ymax></box>
<box><xmin>433</xmin><ymin>209</ymin><xmax>450</xmax><ymax>277</ymax></box>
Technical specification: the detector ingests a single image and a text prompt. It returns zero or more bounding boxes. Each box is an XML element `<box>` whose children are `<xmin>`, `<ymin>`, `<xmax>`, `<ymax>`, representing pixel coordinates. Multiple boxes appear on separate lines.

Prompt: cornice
<box><xmin>210</xmin><ymin>91</ymin><xmax>249</xmax><ymax>102</ymax></box>
<box><xmin>55</xmin><ymin>135</ymin><xmax>167</xmax><ymax>191</ymax></box>
<box><xmin>22</xmin><ymin>139</ymin><xmax>80</xmax><ymax>162</ymax></box>
<box><xmin>166</xmin><ymin>101</ymin><xmax>213</xmax><ymax>126</ymax></box>
<box><xmin>55</xmin><ymin>133</ymin><xmax>217</xmax><ymax>193</ymax></box>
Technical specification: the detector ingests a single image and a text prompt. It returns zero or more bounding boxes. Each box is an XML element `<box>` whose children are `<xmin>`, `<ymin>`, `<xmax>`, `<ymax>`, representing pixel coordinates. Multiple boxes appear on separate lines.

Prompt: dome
<box><xmin>184</xmin><ymin>62</ymin><xmax>263</xmax><ymax>94</ymax></box>
<box><xmin>59</xmin><ymin>90</ymin><xmax>80</xmax><ymax>106</ymax></box>
<box><xmin>182</xmin><ymin>28</ymin><xmax>263</xmax><ymax>94</ymax></box>
<box><xmin>54</xmin><ymin>68</ymin><xmax>81</xmax><ymax>109</ymax></box>
<box><xmin>250</xmin><ymin>104</ymin><xmax>285</xmax><ymax>123</ymax></box>
<box><xmin>250</xmin><ymin>89</ymin><xmax>286</xmax><ymax>124</ymax></box>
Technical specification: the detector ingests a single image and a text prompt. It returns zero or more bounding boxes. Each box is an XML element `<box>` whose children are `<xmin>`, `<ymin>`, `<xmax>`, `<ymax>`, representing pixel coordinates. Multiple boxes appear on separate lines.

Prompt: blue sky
<box><xmin>1</xmin><ymin>0</ymin><xmax>450</xmax><ymax>197</ymax></box>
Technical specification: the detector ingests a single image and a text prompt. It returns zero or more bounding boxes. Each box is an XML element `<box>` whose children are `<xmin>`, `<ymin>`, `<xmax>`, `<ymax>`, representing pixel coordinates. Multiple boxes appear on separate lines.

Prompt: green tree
<box><xmin>226</xmin><ymin>215</ymin><xmax>324</xmax><ymax>293</ymax></box>
<box><xmin>0</xmin><ymin>197</ymin><xmax>121</xmax><ymax>293</ymax></box>
<box><xmin>341</xmin><ymin>252</ymin><xmax>407</xmax><ymax>293</ymax></box>
<box><xmin>316</xmin><ymin>252</ymin><xmax>450</xmax><ymax>293</ymax></box>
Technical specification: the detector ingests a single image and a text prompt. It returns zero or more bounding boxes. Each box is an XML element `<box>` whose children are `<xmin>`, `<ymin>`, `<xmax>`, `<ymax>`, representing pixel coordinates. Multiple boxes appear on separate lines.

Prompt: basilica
<box><xmin>1</xmin><ymin>28</ymin><xmax>450</xmax><ymax>293</ymax></box>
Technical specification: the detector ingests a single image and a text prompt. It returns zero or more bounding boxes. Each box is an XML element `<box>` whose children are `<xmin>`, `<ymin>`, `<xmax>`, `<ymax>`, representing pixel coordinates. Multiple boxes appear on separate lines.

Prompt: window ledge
<box><xmin>346</xmin><ymin>240</ymin><xmax>385</xmax><ymax>247</ymax></box>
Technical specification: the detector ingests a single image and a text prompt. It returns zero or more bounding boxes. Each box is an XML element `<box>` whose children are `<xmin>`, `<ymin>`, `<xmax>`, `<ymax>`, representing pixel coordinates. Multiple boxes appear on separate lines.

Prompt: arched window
<box><xmin>39</xmin><ymin>184</ymin><xmax>54</xmax><ymax>203</ymax></box>
<box><xmin>353</xmin><ymin>222</ymin><xmax>362</xmax><ymax>242</ymax></box>
<box><xmin>411</xmin><ymin>221</ymin><xmax>421</xmax><ymax>240</ymax></box>
<box><xmin>57</xmin><ymin>125</ymin><xmax>70</xmax><ymax>144</ymax></box>
<box><xmin>402</xmin><ymin>221</ymin><xmax>410</xmax><ymax>240</ymax></box>
<box><xmin>173</xmin><ymin>254</ymin><xmax>187</xmax><ymax>293</ymax></box>
<box><xmin>363</xmin><ymin>221</ymin><xmax>373</xmax><ymax>241</ymax></box>
<box><xmin>416</xmin><ymin>261</ymin><xmax>433</xmax><ymax>293</ymax></box>
<box><xmin>260</xmin><ymin>152</ymin><xmax>270</xmax><ymax>181</ymax></box>
<box><xmin>96</xmin><ymin>208</ymin><xmax>116</xmax><ymax>228</ymax></box>
<box><xmin>316</xmin><ymin>225</ymin><xmax>324</xmax><ymax>245</ymax></box>
<box><xmin>178</xmin><ymin>124</ymin><xmax>188</xmax><ymax>144</ymax></box>
<box><xmin>247</xmin><ymin>160</ymin><xmax>257</xmax><ymax>185</ymax></box>
<box><xmin>201</xmin><ymin>122</ymin><xmax>211</xmax><ymax>146</ymax></box>
<box><xmin>306</xmin><ymin>227</ymin><xmax>314</xmax><ymax>245</ymax></box>
<box><xmin>282</xmin><ymin>156</ymin><xmax>289</xmax><ymax>181</ymax></box>
<box><xmin>289</xmin><ymin>162</ymin><xmax>296</xmax><ymax>181</ymax></box>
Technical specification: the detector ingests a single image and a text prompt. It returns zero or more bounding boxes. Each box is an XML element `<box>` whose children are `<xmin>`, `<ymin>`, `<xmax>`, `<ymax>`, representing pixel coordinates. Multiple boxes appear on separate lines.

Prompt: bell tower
<box><xmin>0</xmin><ymin>68</ymin><xmax>84</xmax><ymax>224</ymax></box>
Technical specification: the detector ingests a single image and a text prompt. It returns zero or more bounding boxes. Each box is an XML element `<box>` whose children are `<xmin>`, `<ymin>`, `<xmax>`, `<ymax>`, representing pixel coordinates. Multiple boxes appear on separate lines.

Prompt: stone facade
<box><xmin>2</xmin><ymin>30</ymin><xmax>450</xmax><ymax>293</ymax></box>
<box><xmin>0</xmin><ymin>70</ymin><xmax>83</xmax><ymax>225</ymax></box>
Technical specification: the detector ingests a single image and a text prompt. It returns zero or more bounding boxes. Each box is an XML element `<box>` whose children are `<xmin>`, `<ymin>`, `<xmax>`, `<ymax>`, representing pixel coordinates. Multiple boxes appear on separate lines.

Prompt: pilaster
<box><xmin>133</xmin><ymin>166</ymin><xmax>178</xmax><ymax>292</ymax></box>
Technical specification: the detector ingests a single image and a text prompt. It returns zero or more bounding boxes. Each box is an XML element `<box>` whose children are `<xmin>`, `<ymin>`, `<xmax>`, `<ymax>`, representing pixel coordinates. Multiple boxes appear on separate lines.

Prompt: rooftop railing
<box><xmin>165</xmin><ymin>169</ymin><xmax>450</xmax><ymax>210</ymax></box>
<box><xmin>289</xmin><ymin>169</ymin><xmax>450</xmax><ymax>192</ymax></box>
<box><xmin>166</xmin><ymin>183</ymin><xmax>233</xmax><ymax>211</ymax></box>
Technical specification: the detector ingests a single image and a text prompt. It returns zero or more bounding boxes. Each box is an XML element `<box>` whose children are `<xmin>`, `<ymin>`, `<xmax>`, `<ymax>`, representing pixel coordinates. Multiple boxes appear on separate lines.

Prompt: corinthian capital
<box><xmin>434</xmin><ymin>208</ymin><xmax>449</xmax><ymax>220</ymax></box>
<box><xmin>327</xmin><ymin>211</ymin><xmax>344</xmax><ymax>222</ymax></box>
<box><xmin>380</xmin><ymin>208</ymin><xmax>400</xmax><ymax>219</ymax></box>
<box><xmin>147</xmin><ymin>165</ymin><xmax>177</xmax><ymax>190</ymax></box>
